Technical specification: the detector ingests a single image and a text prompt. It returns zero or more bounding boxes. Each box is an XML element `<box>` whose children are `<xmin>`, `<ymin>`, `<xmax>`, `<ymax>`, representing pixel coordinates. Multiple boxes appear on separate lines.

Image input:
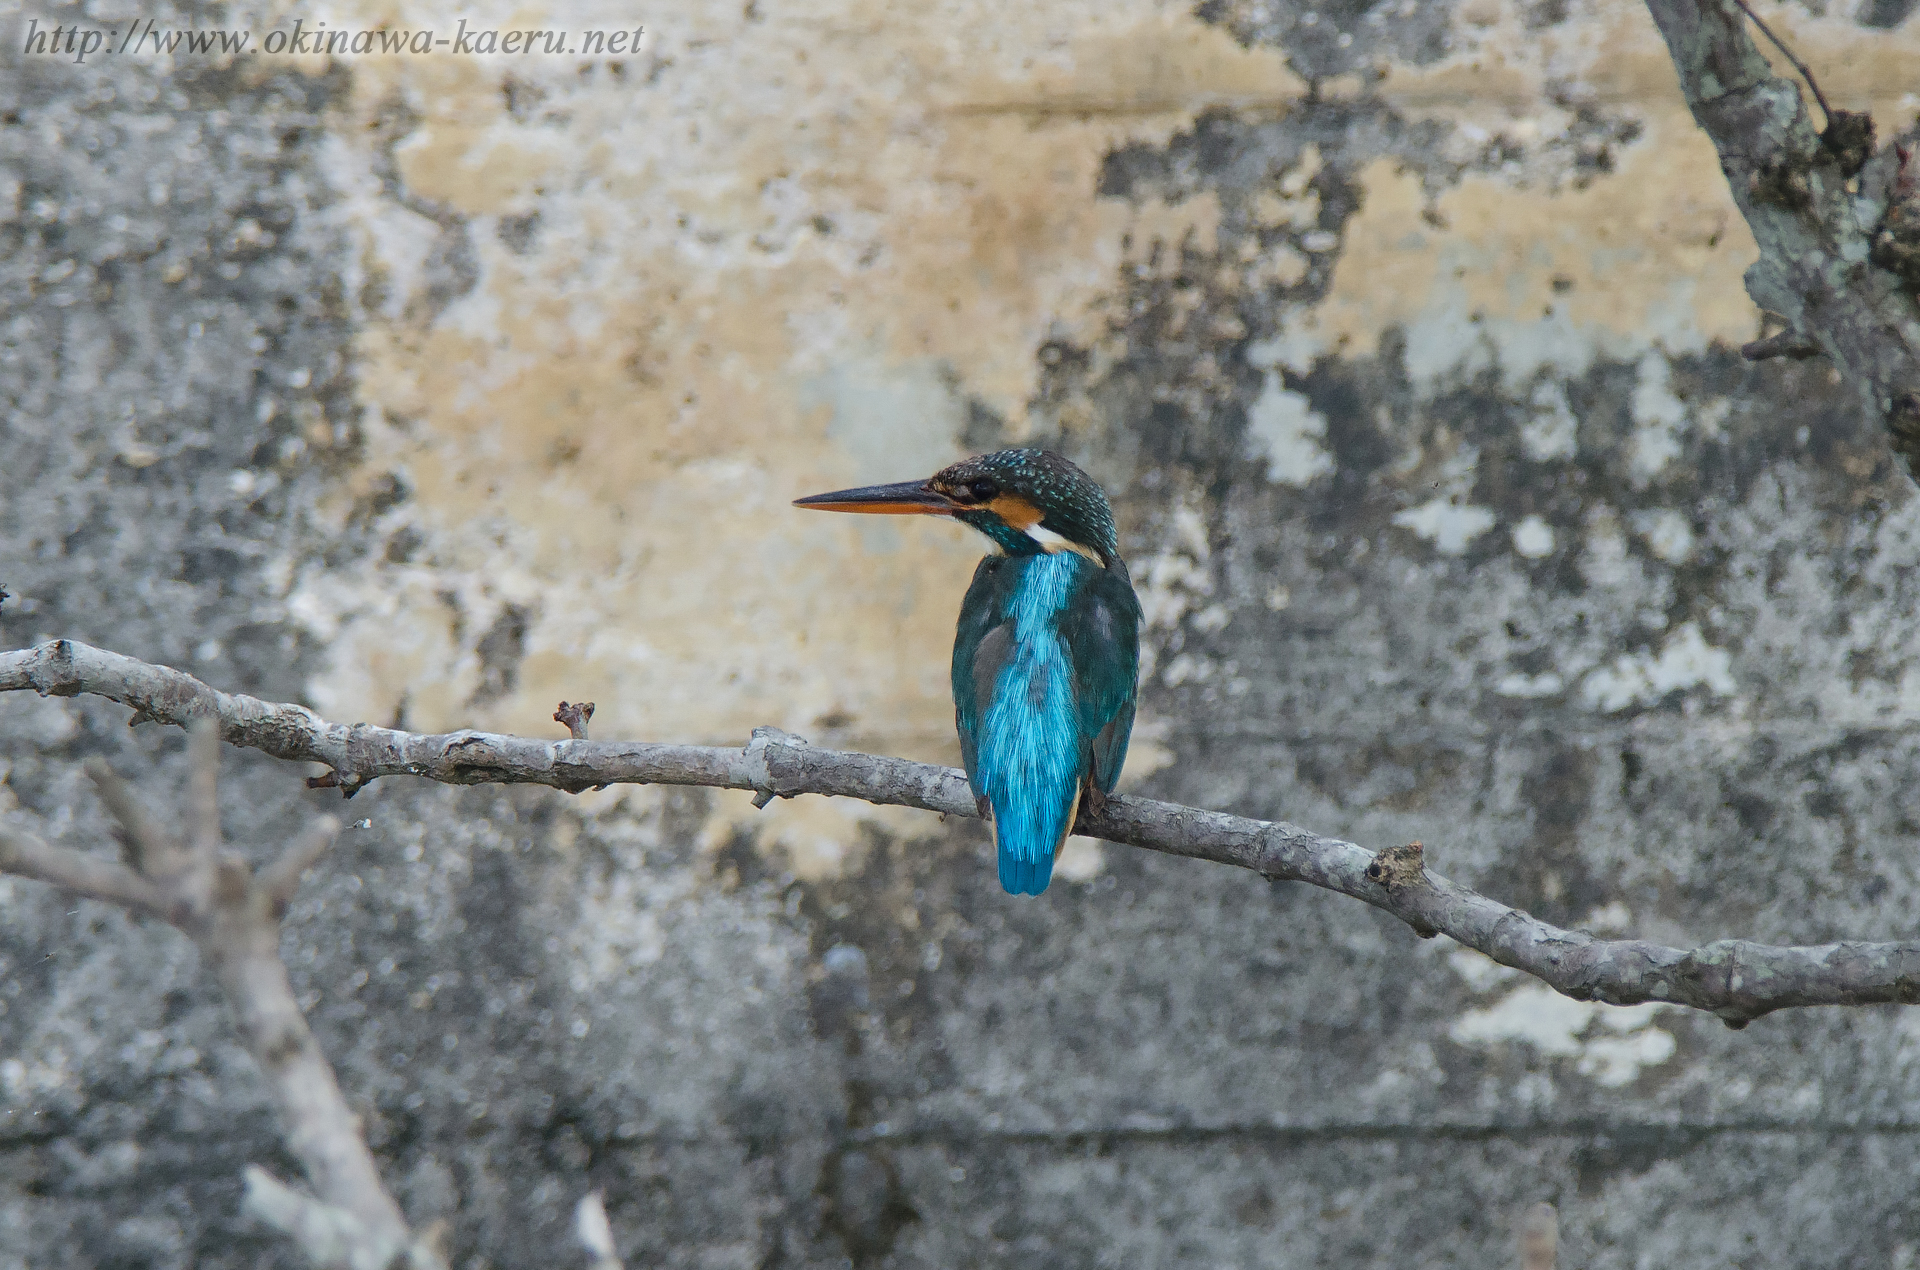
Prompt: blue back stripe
<box><xmin>976</xmin><ymin>553</ymin><xmax>1090</xmax><ymax>895</ymax></box>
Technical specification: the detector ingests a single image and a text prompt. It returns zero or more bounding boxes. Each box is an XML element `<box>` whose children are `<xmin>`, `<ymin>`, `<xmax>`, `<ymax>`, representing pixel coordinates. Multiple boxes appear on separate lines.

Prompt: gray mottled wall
<box><xmin>5</xmin><ymin>1</ymin><xmax>1920</xmax><ymax>1267</ymax></box>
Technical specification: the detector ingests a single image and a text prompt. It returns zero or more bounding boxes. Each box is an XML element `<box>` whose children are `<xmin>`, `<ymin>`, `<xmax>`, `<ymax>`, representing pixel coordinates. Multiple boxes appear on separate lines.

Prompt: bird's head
<box><xmin>794</xmin><ymin>448</ymin><xmax>1122</xmax><ymax>570</ymax></box>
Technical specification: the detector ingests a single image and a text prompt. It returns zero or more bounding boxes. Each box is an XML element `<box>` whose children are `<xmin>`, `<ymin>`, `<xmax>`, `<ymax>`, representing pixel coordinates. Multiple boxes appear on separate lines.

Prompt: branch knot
<box><xmin>1749</xmin><ymin>156</ymin><xmax>1813</xmax><ymax>211</ymax></box>
<box><xmin>1820</xmin><ymin>108</ymin><xmax>1874</xmax><ymax>180</ymax></box>
<box><xmin>1365</xmin><ymin>840</ymin><xmax>1428</xmax><ymax>891</ymax></box>
<box><xmin>744</xmin><ymin>726</ymin><xmax>810</xmax><ymax>809</ymax></box>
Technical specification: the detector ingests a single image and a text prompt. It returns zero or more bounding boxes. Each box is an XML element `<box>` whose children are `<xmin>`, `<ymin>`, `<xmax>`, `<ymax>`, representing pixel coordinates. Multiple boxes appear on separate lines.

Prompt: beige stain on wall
<box><xmin>275</xmin><ymin>0</ymin><xmax>1285</xmax><ymax>872</ymax></box>
<box><xmin>280</xmin><ymin>0</ymin><xmax>1915</xmax><ymax>874</ymax></box>
<box><xmin>1280</xmin><ymin>124</ymin><xmax>1761</xmax><ymax>383</ymax></box>
<box><xmin>1285</xmin><ymin>0</ymin><xmax>1920</xmax><ymax>380</ymax></box>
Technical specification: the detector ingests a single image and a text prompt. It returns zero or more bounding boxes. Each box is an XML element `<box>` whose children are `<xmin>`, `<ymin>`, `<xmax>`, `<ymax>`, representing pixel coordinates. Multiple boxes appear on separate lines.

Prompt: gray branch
<box><xmin>0</xmin><ymin>701</ymin><xmax>439</xmax><ymax>1267</ymax></box>
<box><xmin>243</xmin><ymin>1167</ymin><xmax>418</xmax><ymax>1270</ymax></box>
<box><xmin>0</xmin><ymin>817</ymin><xmax>170</xmax><ymax>916</ymax></box>
<box><xmin>1643</xmin><ymin>0</ymin><xmax>1920</xmax><ymax>475</ymax></box>
<box><xmin>5</xmin><ymin>638</ymin><xmax>1919</xmax><ymax>1026</ymax></box>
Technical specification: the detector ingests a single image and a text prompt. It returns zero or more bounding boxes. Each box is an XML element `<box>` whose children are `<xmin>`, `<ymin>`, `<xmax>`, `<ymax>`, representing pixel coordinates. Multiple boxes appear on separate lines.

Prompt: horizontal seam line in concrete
<box><xmin>8</xmin><ymin>1119</ymin><xmax>1914</xmax><ymax>1155</ymax></box>
<box><xmin>662</xmin><ymin>1119</ymin><xmax>1920</xmax><ymax>1149</ymax></box>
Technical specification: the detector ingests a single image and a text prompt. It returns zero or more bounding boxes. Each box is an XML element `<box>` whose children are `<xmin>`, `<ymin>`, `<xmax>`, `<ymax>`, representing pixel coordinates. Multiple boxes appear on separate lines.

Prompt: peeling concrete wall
<box><xmin>6</xmin><ymin>0</ymin><xmax>1920</xmax><ymax>1266</ymax></box>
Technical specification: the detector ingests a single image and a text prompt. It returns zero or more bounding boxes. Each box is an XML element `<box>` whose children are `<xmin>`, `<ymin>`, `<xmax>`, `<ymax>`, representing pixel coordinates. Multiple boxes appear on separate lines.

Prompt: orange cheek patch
<box><xmin>988</xmin><ymin>494</ymin><xmax>1043</xmax><ymax>529</ymax></box>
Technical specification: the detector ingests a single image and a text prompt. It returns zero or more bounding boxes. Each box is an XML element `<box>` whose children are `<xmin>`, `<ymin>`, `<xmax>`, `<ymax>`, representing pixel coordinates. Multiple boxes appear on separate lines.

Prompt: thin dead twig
<box><xmin>554</xmin><ymin>700</ymin><xmax>595</xmax><ymax>740</ymax></box>
<box><xmin>1741</xmin><ymin>328</ymin><xmax>1823</xmax><ymax>361</ymax></box>
<box><xmin>1728</xmin><ymin>0</ymin><xmax>1830</xmax><ymax>128</ymax></box>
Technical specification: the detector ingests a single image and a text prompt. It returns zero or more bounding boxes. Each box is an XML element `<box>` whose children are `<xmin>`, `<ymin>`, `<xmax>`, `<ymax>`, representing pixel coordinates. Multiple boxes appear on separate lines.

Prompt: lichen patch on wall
<box><xmin>1449</xmin><ymin>980</ymin><xmax>1677</xmax><ymax>1088</ymax></box>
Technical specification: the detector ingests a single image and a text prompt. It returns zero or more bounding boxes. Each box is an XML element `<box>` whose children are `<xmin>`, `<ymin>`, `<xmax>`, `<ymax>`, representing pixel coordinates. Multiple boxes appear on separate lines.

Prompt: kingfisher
<box><xmin>794</xmin><ymin>449</ymin><xmax>1141</xmax><ymax>895</ymax></box>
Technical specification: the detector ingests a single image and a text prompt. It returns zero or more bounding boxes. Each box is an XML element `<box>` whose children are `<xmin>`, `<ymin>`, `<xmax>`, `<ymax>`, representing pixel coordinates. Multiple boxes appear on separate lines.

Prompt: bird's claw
<box><xmin>1083</xmin><ymin>782</ymin><xmax>1108</xmax><ymax>819</ymax></box>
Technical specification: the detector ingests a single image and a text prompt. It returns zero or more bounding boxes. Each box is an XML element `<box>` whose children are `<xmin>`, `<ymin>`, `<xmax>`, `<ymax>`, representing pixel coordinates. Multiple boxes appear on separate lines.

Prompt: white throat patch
<box><xmin>1025</xmin><ymin>523</ymin><xmax>1105</xmax><ymax>566</ymax></box>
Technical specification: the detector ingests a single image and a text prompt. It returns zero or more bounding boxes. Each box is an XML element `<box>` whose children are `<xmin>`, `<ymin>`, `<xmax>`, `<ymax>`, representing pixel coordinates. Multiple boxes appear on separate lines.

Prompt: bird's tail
<box><xmin>992</xmin><ymin>783</ymin><xmax>1080</xmax><ymax>896</ymax></box>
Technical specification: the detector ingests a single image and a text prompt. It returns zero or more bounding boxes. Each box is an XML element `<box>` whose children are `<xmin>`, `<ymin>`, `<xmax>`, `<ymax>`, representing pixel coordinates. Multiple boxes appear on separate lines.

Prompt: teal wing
<box><xmin>1058</xmin><ymin>567</ymin><xmax>1142</xmax><ymax>794</ymax></box>
<box><xmin>951</xmin><ymin>556</ymin><xmax>1012</xmax><ymax>792</ymax></box>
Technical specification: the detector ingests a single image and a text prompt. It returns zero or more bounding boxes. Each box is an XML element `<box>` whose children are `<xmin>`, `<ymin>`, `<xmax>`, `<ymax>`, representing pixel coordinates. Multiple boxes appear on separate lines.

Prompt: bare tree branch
<box><xmin>0</xmin><ymin>818</ymin><xmax>171</xmax><ymax>916</ymax></box>
<box><xmin>0</xmin><ymin>697</ymin><xmax>439</xmax><ymax>1266</ymax></box>
<box><xmin>168</xmin><ymin>721</ymin><xmax>419</xmax><ymax>1255</ymax></box>
<box><xmin>83</xmin><ymin>756</ymin><xmax>181</xmax><ymax>876</ymax></box>
<box><xmin>1643</xmin><ymin>0</ymin><xmax>1920</xmax><ymax>476</ymax></box>
<box><xmin>243</xmin><ymin>1166</ymin><xmax>413</xmax><ymax>1270</ymax></box>
<box><xmin>258</xmin><ymin>816</ymin><xmax>341</xmax><ymax>916</ymax></box>
<box><xmin>5</xmin><ymin>639</ymin><xmax>1919</xmax><ymax>1026</ymax></box>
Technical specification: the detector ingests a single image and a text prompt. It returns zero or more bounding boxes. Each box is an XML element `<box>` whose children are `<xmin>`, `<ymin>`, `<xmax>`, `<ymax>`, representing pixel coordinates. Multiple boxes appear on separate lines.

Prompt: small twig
<box><xmin>1728</xmin><ymin>0</ymin><xmax>1829</xmax><ymax>129</ymax></box>
<box><xmin>83</xmin><ymin>757</ymin><xmax>179</xmax><ymax>875</ymax></box>
<box><xmin>575</xmin><ymin>1192</ymin><xmax>625</xmax><ymax>1270</ymax></box>
<box><xmin>1520</xmin><ymin>1202</ymin><xmax>1559</xmax><ymax>1270</ymax></box>
<box><xmin>1740</xmin><ymin>329</ymin><xmax>1823</xmax><ymax>361</ymax></box>
<box><xmin>554</xmin><ymin>700</ymin><xmax>595</xmax><ymax>741</ymax></box>
<box><xmin>258</xmin><ymin>816</ymin><xmax>341</xmax><ymax>915</ymax></box>
<box><xmin>0</xmin><ymin>819</ymin><xmax>170</xmax><ymax>916</ymax></box>
<box><xmin>306</xmin><ymin>768</ymin><xmax>367</xmax><ymax>799</ymax></box>
<box><xmin>243</xmin><ymin>1167</ymin><xmax>409</xmax><ymax>1270</ymax></box>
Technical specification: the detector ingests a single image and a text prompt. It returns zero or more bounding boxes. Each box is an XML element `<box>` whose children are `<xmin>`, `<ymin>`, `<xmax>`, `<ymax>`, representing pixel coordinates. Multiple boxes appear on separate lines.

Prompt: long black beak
<box><xmin>792</xmin><ymin>479</ymin><xmax>958</xmax><ymax>516</ymax></box>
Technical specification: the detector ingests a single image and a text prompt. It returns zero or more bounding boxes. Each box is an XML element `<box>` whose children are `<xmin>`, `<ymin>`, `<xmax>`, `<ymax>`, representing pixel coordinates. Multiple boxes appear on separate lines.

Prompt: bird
<box><xmin>794</xmin><ymin>449</ymin><xmax>1140</xmax><ymax>895</ymax></box>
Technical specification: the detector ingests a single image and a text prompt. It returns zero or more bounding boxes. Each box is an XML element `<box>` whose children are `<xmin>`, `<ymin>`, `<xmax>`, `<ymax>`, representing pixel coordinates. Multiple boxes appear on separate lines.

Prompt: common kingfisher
<box><xmin>795</xmin><ymin>449</ymin><xmax>1141</xmax><ymax>895</ymax></box>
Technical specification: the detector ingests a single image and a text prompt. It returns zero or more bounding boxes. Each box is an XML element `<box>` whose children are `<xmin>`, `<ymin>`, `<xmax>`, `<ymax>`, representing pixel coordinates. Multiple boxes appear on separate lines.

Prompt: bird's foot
<box><xmin>975</xmin><ymin>794</ymin><xmax>993</xmax><ymax>821</ymax></box>
<box><xmin>1082</xmin><ymin>781</ymin><xmax>1108</xmax><ymax>819</ymax></box>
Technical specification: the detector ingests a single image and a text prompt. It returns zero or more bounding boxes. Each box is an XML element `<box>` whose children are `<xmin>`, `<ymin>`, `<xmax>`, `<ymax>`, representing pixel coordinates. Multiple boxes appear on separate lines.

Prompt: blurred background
<box><xmin>4</xmin><ymin>0</ymin><xmax>1920</xmax><ymax>1265</ymax></box>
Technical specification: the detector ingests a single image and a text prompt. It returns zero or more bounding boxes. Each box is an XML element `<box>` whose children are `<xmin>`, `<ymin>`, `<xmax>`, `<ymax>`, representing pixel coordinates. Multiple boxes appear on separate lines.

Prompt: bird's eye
<box><xmin>968</xmin><ymin>478</ymin><xmax>999</xmax><ymax>500</ymax></box>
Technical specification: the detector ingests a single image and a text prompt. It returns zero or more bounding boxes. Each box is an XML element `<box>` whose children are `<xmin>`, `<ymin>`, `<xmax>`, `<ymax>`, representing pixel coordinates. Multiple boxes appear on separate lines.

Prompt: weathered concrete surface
<box><xmin>6</xmin><ymin>0</ymin><xmax>1920</xmax><ymax>1266</ymax></box>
